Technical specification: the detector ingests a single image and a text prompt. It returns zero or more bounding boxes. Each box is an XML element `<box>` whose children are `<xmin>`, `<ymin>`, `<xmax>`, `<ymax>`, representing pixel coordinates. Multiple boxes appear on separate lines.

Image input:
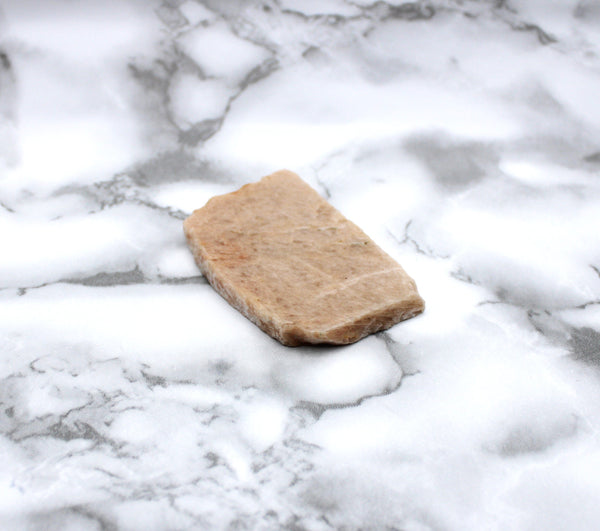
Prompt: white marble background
<box><xmin>1</xmin><ymin>0</ymin><xmax>600</xmax><ymax>529</ymax></box>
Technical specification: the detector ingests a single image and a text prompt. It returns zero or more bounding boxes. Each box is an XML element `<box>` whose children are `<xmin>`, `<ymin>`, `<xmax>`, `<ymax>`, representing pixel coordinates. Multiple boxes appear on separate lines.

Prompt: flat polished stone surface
<box><xmin>1</xmin><ymin>1</ymin><xmax>600</xmax><ymax>529</ymax></box>
<box><xmin>184</xmin><ymin>170</ymin><xmax>424</xmax><ymax>346</ymax></box>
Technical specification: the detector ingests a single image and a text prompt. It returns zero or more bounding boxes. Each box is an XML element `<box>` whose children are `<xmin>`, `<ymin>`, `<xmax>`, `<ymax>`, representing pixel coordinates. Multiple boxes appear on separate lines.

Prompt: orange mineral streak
<box><xmin>183</xmin><ymin>170</ymin><xmax>425</xmax><ymax>346</ymax></box>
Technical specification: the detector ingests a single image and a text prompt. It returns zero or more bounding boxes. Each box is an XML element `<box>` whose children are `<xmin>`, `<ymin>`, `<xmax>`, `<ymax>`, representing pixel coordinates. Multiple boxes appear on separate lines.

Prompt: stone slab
<box><xmin>183</xmin><ymin>170</ymin><xmax>425</xmax><ymax>346</ymax></box>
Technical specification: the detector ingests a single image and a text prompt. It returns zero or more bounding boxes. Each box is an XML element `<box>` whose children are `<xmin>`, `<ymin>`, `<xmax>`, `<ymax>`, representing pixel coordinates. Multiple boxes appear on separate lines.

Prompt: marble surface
<box><xmin>1</xmin><ymin>0</ymin><xmax>600</xmax><ymax>529</ymax></box>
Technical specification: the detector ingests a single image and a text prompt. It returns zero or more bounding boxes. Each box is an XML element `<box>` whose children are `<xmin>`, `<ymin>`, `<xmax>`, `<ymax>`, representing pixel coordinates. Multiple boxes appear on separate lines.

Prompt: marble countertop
<box><xmin>2</xmin><ymin>0</ymin><xmax>600</xmax><ymax>529</ymax></box>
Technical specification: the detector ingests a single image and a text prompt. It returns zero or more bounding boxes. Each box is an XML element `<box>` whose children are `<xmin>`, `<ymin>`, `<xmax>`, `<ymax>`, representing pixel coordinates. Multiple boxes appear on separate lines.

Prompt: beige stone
<box><xmin>183</xmin><ymin>170</ymin><xmax>425</xmax><ymax>346</ymax></box>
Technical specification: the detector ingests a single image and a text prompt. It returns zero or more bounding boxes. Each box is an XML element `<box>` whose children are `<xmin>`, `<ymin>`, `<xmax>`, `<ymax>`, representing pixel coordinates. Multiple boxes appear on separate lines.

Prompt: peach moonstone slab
<box><xmin>183</xmin><ymin>170</ymin><xmax>425</xmax><ymax>346</ymax></box>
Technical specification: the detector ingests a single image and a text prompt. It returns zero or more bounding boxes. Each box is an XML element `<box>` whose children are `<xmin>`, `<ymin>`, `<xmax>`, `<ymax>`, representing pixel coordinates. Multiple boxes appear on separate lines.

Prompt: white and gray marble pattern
<box><xmin>1</xmin><ymin>0</ymin><xmax>600</xmax><ymax>529</ymax></box>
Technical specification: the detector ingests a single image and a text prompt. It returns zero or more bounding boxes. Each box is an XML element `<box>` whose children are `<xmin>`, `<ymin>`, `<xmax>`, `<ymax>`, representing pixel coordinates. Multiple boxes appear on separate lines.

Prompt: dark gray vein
<box><xmin>574</xmin><ymin>299</ymin><xmax>600</xmax><ymax>309</ymax></box>
<box><xmin>1</xmin><ymin>200</ymin><xmax>15</xmax><ymax>213</ymax></box>
<box><xmin>140</xmin><ymin>370</ymin><xmax>167</xmax><ymax>388</ymax></box>
<box><xmin>491</xmin><ymin>2</ymin><xmax>558</xmax><ymax>46</ymax></box>
<box><xmin>279</xmin><ymin>0</ymin><xmax>436</xmax><ymax>26</ymax></box>
<box><xmin>67</xmin><ymin>266</ymin><xmax>145</xmax><ymax>287</ymax></box>
<box><xmin>387</xmin><ymin>220</ymin><xmax>449</xmax><ymax>259</ymax></box>
<box><xmin>178</xmin><ymin>117</ymin><xmax>224</xmax><ymax>146</ymax></box>
<box><xmin>9</xmin><ymin>267</ymin><xmax>206</xmax><ymax>295</ymax></box>
<box><xmin>54</xmin><ymin>170</ymin><xmax>190</xmax><ymax>219</ymax></box>
<box><xmin>178</xmin><ymin>55</ymin><xmax>280</xmax><ymax>147</ymax></box>
<box><xmin>291</xmin><ymin>332</ymin><xmax>418</xmax><ymax>421</ymax></box>
<box><xmin>510</xmin><ymin>21</ymin><xmax>557</xmax><ymax>45</ymax></box>
<box><xmin>316</xmin><ymin>177</ymin><xmax>331</xmax><ymax>199</ymax></box>
<box><xmin>381</xmin><ymin>2</ymin><xmax>436</xmax><ymax>21</ymax></box>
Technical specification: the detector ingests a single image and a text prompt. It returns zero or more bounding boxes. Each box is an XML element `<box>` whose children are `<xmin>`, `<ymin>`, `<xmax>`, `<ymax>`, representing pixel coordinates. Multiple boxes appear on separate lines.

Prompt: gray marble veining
<box><xmin>1</xmin><ymin>0</ymin><xmax>600</xmax><ymax>529</ymax></box>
